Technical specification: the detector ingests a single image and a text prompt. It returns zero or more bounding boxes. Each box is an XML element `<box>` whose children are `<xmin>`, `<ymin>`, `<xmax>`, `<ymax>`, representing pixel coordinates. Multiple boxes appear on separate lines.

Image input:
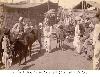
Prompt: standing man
<box><xmin>0</xmin><ymin>15</ymin><xmax>5</xmax><ymax>64</ymax></box>
<box><xmin>43</xmin><ymin>20</ymin><xmax>52</xmax><ymax>53</ymax></box>
<box><xmin>38</xmin><ymin>23</ymin><xmax>43</xmax><ymax>34</ymax></box>
<box><xmin>64</xmin><ymin>15</ymin><xmax>69</xmax><ymax>29</ymax></box>
<box><xmin>11</xmin><ymin>17</ymin><xmax>25</xmax><ymax>39</ymax></box>
<box><xmin>73</xmin><ymin>16</ymin><xmax>81</xmax><ymax>54</ymax></box>
<box><xmin>93</xmin><ymin>11</ymin><xmax>100</xmax><ymax>70</ymax></box>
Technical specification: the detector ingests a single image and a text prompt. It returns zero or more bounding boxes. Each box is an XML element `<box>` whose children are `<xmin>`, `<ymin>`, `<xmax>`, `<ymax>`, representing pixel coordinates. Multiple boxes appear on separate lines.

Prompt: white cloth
<box><xmin>24</xmin><ymin>24</ymin><xmax>30</xmax><ymax>33</ymax></box>
<box><xmin>2</xmin><ymin>36</ymin><xmax>11</xmax><ymax>68</ymax></box>
<box><xmin>64</xmin><ymin>18</ymin><xmax>70</xmax><ymax>26</ymax></box>
<box><xmin>43</xmin><ymin>26</ymin><xmax>52</xmax><ymax>52</ymax></box>
<box><xmin>89</xmin><ymin>23</ymin><xmax>94</xmax><ymax>28</ymax></box>
<box><xmin>19</xmin><ymin>17</ymin><xmax>23</xmax><ymax>21</ymax></box>
<box><xmin>2</xmin><ymin>52</ymin><xmax>12</xmax><ymax>68</ymax></box>
<box><xmin>11</xmin><ymin>23</ymin><xmax>20</xmax><ymax>34</ymax></box>
<box><xmin>93</xmin><ymin>23</ymin><xmax>100</xmax><ymax>69</ymax></box>
<box><xmin>2</xmin><ymin>52</ymin><xmax>9</xmax><ymax>67</ymax></box>
<box><xmin>43</xmin><ymin>26</ymin><xmax>52</xmax><ymax>37</ymax></box>
<box><xmin>11</xmin><ymin>22</ymin><xmax>25</xmax><ymax>35</ymax></box>
<box><xmin>93</xmin><ymin>24</ymin><xmax>100</xmax><ymax>45</ymax></box>
<box><xmin>44</xmin><ymin>37</ymin><xmax>51</xmax><ymax>52</ymax></box>
<box><xmin>2</xmin><ymin>36</ymin><xmax>10</xmax><ymax>52</ymax></box>
<box><xmin>73</xmin><ymin>24</ymin><xmax>81</xmax><ymax>53</ymax></box>
<box><xmin>39</xmin><ymin>23</ymin><xmax>43</xmax><ymax>29</ymax></box>
<box><xmin>30</xmin><ymin>26</ymin><xmax>33</xmax><ymax>29</ymax></box>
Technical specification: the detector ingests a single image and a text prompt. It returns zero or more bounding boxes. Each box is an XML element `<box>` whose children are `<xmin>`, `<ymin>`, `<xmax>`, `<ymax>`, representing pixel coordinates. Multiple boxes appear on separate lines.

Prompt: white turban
<box><xmin>75</xmin><ymin>16</ymin><xmax>81</xmax><ymax>21</ymax></box>
<box><xmin>39</xmin><ymin>23</ymin><xmax>42</xmax><ymax>26</ymax></box>
<box><xmin>19</xmin><ymin>17</ymin><xmax>23</xmax><ymax>21</ymax></box>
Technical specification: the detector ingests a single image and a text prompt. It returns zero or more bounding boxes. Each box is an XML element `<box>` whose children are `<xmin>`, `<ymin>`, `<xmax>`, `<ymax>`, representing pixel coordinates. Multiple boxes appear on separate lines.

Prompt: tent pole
<box><xmin>82</xmin><ymin>0</ymin><xmax>83</xmax><ymax>10</ymax></box>
<box><xmin>58</xmin><ymin>0</ymin><xmax>59</xmax><ymax>6</ymax></box>
<box><xmin>48</xmin><ymin>0</ymin><xmax>50</xmax><ymax>11</ymax></box>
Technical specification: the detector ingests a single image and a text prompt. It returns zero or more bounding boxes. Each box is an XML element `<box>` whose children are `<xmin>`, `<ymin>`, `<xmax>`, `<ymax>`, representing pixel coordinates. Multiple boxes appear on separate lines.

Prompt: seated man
<box><xmin>24</xmin><ymin>23</ymin><xmax>31</xmax><ymax>33</ymax></box>
<box><xmin>11</xmin><ymin>17</ymin><xmax>25</xmax><ymax>39</ymax></box>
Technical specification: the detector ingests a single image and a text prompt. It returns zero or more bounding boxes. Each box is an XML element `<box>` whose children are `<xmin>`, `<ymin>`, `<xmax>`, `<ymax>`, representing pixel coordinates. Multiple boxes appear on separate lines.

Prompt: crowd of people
<box><xmin>0</xmin><ymin>8</ymin><xmax>100</xmax><ymax>70</ymax></box>
<box><xmin>45</xmin><ymin>8</ymin><xmax>100</xmax><ymax>70</ymax></box>
<box><xmin>0</xmin><ymin>16</ymin><xmax>38</xmax><ymax>69</ymax></box>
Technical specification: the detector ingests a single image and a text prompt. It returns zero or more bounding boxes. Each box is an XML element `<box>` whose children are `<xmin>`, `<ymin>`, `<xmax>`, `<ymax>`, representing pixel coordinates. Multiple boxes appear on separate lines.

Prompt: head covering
<box><xmin>57</xmin><ymin>24</ymin><xmax>60</xmax><ymax>28</ymax></box>
<box><xmin>19</xmin><ymin>17</ymin><xmax>24</xmax><ymax>21</ymax></box>
<box><xmin>75</xmin><ymin>16</ymin><xmax>81</xmax><ymax>21</ymax></box>
<box><xmin>39</xmin><ymin>23</ymin><xmax>42</xmax><ymax>26</ymax></box>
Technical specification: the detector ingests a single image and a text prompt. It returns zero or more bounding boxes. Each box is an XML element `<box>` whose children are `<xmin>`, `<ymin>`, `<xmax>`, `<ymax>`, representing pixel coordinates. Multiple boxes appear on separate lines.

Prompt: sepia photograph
<box><xmin>0</xmin><ymin>0</ymin><xmax>100</xmax><ymax>70</ymax></box>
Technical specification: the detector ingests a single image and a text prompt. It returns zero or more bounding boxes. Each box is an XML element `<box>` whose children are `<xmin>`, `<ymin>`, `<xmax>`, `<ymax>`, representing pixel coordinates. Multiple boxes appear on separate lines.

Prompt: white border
<box><xmin>0</xmin><ymin>70</ymin><xmax>99</xmax><ymax>77</ymax></box>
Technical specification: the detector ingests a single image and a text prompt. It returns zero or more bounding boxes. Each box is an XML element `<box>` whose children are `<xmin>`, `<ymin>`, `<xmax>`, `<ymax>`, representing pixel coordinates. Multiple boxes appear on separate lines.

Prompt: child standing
<box><xmin>2</xmin><ymin>32</ymin><xmax>12</xmax><ymax>69</ymax></box>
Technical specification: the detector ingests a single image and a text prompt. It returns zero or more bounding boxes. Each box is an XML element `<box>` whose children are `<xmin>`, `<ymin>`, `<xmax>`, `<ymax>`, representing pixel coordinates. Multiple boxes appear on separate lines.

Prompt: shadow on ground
<box><xmin>63</xmin><ymin>44</ymin><xmax>75</xmax><ymax>51</ymax></box>
<box><xmin>24</xmin><ymin>49</ymin><xmax>46</xmax><ymax>64</ymax></box>
<box><xmin>21</xmin><ymin>64</ymin><xmax>35</xmax><ymax>70</ymax></box>
<box><xmin>0</xmin><ymin>63</ymin><xmax>4</xmax><ymax>69</ymax></box>
<box><xmin>67</xmin><ymin>38</ymin><xmax>73</xmax><ymax>43</ymax></box>
<box><xmin>50</xmin><ymin>47</ymin><xmax>61</xmax><ymax>53</ymax></box>
<box><xmin>50</xmin><ymin>44</ymin><xmax>75</xmax><ymax>53</ymax></box>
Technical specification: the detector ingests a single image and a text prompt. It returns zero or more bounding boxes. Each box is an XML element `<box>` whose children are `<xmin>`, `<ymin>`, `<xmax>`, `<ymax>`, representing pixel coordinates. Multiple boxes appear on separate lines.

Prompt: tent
<box><xmin>0</xmin><ymin>1</ymin><xmax>58</xmax><ymax>28</ymax></box>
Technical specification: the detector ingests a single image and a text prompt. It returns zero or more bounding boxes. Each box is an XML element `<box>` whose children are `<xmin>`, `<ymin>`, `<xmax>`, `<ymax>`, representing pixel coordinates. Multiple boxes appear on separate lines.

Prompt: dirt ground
<box><xmin>0</xmin><ymin>37</ymin><xmax>92</xmax><ymax>70</ymax></box>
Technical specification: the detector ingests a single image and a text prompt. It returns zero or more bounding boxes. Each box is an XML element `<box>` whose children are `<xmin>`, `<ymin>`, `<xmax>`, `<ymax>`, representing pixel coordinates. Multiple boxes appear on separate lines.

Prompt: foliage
<box><xmin>44</xmin><ymin>9</ymin><xmax>57</xmax><ymax>25</ymax></box>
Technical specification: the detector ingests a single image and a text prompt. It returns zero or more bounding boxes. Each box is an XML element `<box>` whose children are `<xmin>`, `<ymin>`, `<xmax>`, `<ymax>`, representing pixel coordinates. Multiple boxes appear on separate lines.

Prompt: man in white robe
<box><xmin>93</xmin><ymin>22</ymin><xmax>100</xmax><ymax>70</ymax></box>
<box><xmin>43</xmin><ymin>25</ymin><xmax>52</xmax><ymax>53</ymax></box>
<box><xmin>73</xmin><ymin>16</ymin><xmax>81</xmax><ymax>54</ymax></box>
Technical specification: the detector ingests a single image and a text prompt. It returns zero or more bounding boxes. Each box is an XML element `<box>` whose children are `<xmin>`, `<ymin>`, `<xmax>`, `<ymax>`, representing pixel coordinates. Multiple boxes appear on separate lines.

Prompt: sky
<box><xmin>0</xmin><ymin>0</ymin><xmax>100</xmax><ymax>8</ymax></box>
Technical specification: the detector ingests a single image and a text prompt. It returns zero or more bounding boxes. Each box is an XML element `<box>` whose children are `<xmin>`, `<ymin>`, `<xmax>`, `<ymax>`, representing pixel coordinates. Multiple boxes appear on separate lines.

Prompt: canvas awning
<box><xmin>0</xmin><ymin>1</ymin><xmax>58</xmax><ymax>9</ymax></box>
<box><xmin>3</xmin><ymin>3</ymin><xmax>42</xmax><ymax>9</ymax></box>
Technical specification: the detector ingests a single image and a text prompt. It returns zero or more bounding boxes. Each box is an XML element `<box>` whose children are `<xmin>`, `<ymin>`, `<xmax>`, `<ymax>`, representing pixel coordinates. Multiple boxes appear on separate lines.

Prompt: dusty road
<box><xmin>1</xmin><ymin>38</ymin><xmax>92</xmax><ymax>70</ymax></box>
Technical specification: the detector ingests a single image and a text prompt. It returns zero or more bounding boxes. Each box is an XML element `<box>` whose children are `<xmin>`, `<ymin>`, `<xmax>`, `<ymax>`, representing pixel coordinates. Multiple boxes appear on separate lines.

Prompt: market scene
<box><xmin>0</xmin><ymin>0</ymin><xmax>100</xmax><ymax>70</ymax></box>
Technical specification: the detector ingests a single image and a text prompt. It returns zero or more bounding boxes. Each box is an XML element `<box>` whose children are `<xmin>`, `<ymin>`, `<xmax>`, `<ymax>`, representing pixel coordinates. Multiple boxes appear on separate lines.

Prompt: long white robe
<box><xmin>43</xmin><ymin>26</ymin><xmax>52</xmax><ymax>52</ymax></box>
<box><xmin>93</xmin><ymin>23</ymin><xmax>100</xmax><ymax>70</ymax></box>
<box><xmin>2</xmin><ymin>36</ymin><xmax>10</xmax><ymax>68</ymax></box>
<box><xmin>73</xmin><ymin>24</ymin><xmax>81</xmax><ymax>53</ymax></box>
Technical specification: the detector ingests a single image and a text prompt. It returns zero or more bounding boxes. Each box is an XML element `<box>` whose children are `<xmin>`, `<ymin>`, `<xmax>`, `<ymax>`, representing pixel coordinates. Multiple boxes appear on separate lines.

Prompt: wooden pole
<box><xmin>58</xmin><ymin>0</ymin><xmax>59</xmax><ymax>6</ymax></box>
<box><xmin>48</xmin><ymin>0</ymin><xmax>50</xmax><ymax>11</ymax></box>
<box><xmin>82</xmin><ymin>1</ymin><xmax>83</xmax><ymax>9</ymax></box>
<box><xmin>82</xmin><ymin>0</ymin><xmax>83</xmax><ymax>10</ymax></box>
<box><xmin>84</xmin><ymin>0</ymin><xmax>86</xmax><ymax>10</ymax></box>
<box><xmin>84</xmin><ymin>0</ymin><xmax>85</xmax><ymax>10</ymax></box>
<box><xmin>83</xmin><ymin>0</ymin><xmax>85</xmax><ymax>10</ymax></box>
<box><xmin>85</xmin><ymin>2</ymin><xmax>87</xmax><ymax>9</ymax></box>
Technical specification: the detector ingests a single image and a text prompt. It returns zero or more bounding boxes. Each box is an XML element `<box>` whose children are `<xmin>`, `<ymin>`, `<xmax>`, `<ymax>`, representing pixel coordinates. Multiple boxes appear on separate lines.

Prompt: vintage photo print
<box><xmin>0</xmin><ymin>0</ymin><xmax>100</xmax><ymax>70</ymax></box>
